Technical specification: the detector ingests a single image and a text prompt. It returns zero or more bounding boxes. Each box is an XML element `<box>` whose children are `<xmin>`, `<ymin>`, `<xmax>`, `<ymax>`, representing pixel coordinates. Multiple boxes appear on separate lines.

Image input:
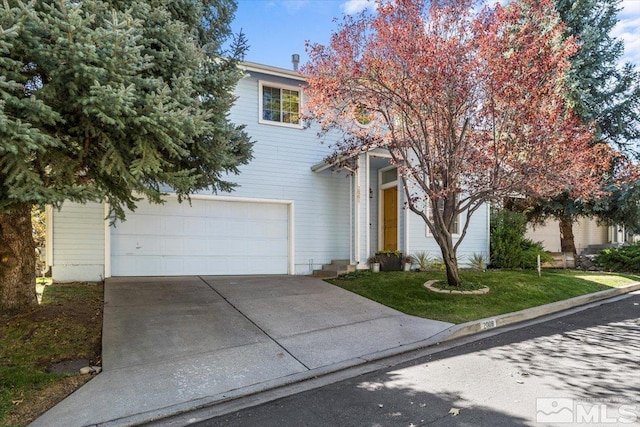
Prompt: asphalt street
<box><xmin>195</xmin><ymin>292</ymin><xmax>640</xmax><ymax>427</ymax></box>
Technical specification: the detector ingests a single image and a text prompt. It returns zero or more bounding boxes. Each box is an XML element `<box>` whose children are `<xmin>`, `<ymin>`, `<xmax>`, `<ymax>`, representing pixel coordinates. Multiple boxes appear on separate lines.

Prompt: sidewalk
<box><xmin>30</xmin><ymin>276</ymin><xmax>453</xmax><ymax>426</ymax></box>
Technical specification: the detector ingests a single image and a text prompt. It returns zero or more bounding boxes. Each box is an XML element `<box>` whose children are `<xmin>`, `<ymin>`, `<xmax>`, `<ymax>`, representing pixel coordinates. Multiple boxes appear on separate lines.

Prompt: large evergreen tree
<box><xmin>0</xmin><ymin>0</ymin><xmax>252</xmax><ymax>312</ymax></box>
<box><xmin>519</xmin><ymin>0</ymin><xmax>640</xmax><ymax>252</ymax></box>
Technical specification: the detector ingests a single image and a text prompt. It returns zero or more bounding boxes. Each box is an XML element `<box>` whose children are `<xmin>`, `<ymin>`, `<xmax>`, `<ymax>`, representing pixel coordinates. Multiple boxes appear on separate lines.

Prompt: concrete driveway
<box><xmin>31</xmin><ymin>275</ymin><xmax>453</xmax><ymax>426</ymax></box>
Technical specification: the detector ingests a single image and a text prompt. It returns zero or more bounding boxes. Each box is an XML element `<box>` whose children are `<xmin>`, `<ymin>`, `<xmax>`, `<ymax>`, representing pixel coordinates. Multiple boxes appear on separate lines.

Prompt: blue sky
<box><xmin>230</xmin><ymin>0</ymin><xmax>640</xmax><ymax>70</ymax></box>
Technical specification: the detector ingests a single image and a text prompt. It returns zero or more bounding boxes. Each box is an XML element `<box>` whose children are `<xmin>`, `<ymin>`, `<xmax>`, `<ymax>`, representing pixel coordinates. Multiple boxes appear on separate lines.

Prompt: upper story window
<box><xmin>259</xmin><ymin>81</ymin><xmax>302</xmax><ymax>128</ymax></box>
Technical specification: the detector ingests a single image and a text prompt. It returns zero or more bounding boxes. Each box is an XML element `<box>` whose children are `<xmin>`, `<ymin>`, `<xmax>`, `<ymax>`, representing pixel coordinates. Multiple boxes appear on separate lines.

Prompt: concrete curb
<box><xmin>140</xmin><ymin>282</ymin><xmax>640</xmax><ymax>426</ymax></box>
<box><xmin>439</xmin><ymin>281</ymin><xmax>640</xmax><ymax>342</ymax></box>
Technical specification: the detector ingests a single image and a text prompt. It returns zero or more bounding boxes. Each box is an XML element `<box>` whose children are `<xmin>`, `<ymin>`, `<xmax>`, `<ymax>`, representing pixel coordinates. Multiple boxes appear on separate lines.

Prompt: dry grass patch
<box><xmin>1</xmin><ymin>282</ymin><xmax>103</xmax><ymax>426</ymax></box>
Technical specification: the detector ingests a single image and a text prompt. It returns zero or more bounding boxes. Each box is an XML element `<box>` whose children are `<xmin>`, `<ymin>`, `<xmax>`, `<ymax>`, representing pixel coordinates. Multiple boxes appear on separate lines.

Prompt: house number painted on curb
<box><xmin>480</xmin><ymin>319</ymin><xmax>497</xmax><ymax>330</ymax></box>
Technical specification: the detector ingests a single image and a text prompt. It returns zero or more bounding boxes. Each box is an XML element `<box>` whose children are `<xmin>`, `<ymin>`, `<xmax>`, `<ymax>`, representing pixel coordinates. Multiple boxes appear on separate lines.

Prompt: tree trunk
<box><xmin>443</xmin><ymin>251</ymin><xmax>462</xmax><ymax>287</ymax></box>
<box><xmin>559</xmin><ymin>214</ymin><xmax>577</xmax><ymax>255</ymax></box>
<box><xmin>437</xmin><ymin>235</ymin><xmax>462</xmax><ymax>288</ymax></box>
<box><xmin>0</xmin><ymin>203</ymin><xmax>37</xmax><ymax>313</ymax></box>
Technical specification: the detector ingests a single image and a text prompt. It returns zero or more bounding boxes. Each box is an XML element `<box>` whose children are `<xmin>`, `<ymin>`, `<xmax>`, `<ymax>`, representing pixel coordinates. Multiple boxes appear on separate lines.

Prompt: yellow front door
<box><xmin>383</xmin><ymin>187</ymin><xmax>398</xmax><ymax>251</ymax></box>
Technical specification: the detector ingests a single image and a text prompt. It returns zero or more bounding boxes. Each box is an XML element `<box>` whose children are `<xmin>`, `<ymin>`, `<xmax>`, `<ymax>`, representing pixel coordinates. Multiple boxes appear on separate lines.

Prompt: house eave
<box><xmin>311</xmin><ymin>160</ymin><xmax>333</xmax><ymax>173</ymax></box>
<box><xmin>311</xmin><ymin>148</ymin><xmax>391</xmax><ymax>173</ymax></box>
<box><xmin>239</xmin><ymin>61</ymin><xmax>306</xmax><ymax>82</ymax></box>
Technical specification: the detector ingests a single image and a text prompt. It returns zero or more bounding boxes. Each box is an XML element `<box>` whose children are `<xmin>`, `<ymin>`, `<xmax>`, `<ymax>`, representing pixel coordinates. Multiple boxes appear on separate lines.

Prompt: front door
<box><xmin>383</xmin><ymin>186</ymin><xmax>398</xmax><ymax>251</ymax></box>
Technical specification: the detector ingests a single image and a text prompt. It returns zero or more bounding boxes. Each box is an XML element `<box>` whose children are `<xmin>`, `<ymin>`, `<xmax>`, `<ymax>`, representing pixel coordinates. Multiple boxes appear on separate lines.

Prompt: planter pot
<box><xmin>379</xmin><ymin>254</ymin><xmax>402</xmax><ymax>271</ymax></box>
<box><xmin>403</xmin><ymin>262</ymin><xmax>412</xmax><ymax>272</ymax></box>
<box><xmin>370</xmin><ymin>263</ymin><xmax>380</xmax><ymax>273</ymax></box>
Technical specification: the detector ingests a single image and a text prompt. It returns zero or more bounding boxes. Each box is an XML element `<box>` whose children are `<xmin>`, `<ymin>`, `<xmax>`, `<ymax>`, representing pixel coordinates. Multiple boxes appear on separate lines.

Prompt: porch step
<box><xmin>580</xmin><ymin>244</ymin><xmax>618</xmax><ymax>255</ymax></box>
<box><xmin>312</xmin><ymin>259</ymin><xmax>356</xmax><ymax>278</ymax></box>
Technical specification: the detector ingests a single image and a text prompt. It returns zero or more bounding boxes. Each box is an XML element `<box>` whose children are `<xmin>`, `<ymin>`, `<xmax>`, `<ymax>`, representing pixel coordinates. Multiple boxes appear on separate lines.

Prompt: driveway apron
<box><xmin>30</xmin><ymin>275</ymin><xmax>453</xmax><ymax>426</ymax></box>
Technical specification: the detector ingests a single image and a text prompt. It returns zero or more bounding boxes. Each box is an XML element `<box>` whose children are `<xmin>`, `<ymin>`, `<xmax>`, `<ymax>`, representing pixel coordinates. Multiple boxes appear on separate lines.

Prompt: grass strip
<box><xmin>329</xmin><ymin>270</ymin><xmax>640</xmax><ymax>324</ymax></box>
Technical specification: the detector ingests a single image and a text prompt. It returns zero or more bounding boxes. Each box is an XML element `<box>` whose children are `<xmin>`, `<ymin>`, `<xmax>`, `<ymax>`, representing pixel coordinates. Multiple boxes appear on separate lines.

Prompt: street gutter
<box><xmin>439</xmin><ymin>281</ymin><xmax>640</xmax><ymax>342</ymax></box>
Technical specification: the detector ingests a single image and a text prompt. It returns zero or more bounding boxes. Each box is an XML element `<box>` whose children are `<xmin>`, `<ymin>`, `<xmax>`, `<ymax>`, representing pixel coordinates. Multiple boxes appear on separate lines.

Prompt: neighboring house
<box><xmin>46</xmin><ymin>60</ymin><xmax>490</xmax><ymax>282</ymax></box>
<box><xmin>526</xmin><ymin>217</ymin><xmax>635</xmax><ymax>254</ymax></box>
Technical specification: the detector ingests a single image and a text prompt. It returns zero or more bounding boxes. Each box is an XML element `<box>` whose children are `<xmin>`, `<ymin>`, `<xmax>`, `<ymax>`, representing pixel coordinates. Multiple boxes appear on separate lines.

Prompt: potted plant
<box><xmin>367</xmin><ymin>255</ymin><xmax>381</xmax><ymax>273</ymax></box>
<box><xmin>376</xmin><ymin>250</ymin><xmax>403</xmax><ymax>271</ymax></box>
<box><xmin>402</xmin><ymin>255</ymin><xmax>413</xmax><ymax>272</ymax></box>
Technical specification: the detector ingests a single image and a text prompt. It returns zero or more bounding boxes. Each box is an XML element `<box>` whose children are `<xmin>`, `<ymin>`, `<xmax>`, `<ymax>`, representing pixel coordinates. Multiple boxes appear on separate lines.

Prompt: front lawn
<box><xmin>328</xmin><ymin>270</ymin><xmax>640</xmax><ymax>324</ymax></box>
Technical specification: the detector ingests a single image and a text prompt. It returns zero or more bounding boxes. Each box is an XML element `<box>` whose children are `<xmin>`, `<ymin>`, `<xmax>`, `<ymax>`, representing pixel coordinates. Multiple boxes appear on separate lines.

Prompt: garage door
<box><xmin>110</xmin><ymin>197</ymin><xmax>289</xmax><ymax>276</ymax></box>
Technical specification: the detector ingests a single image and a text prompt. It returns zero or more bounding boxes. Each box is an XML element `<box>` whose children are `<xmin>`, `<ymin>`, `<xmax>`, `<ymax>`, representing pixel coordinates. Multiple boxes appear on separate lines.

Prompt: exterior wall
<box><xmin>50</xmin><ymin>201</ymin><xmax>105</xmax><ymax>282</ymax></box>
<box><xmin>406</xmin><ymin>202</ymin><xmax>490</xmax><ymax>267</ymax></box>
<box><xmin>526</xmin><ymin>218</ymin><xmax>609</xmax><ymax>253</ymax></box>
<box><xmin>49</xmin><ymin>62</ymin><xmax>493</xmax><ymax>279</ymax></box>
<box><xmin>222</xmin><ymin>70</ymin><xmax>351</xmax><ymax>274</ymax></box>
<box><xmin>51</xmin><ymin>66</ymin><xmax>351</xmax><ymax>280</ymax></box>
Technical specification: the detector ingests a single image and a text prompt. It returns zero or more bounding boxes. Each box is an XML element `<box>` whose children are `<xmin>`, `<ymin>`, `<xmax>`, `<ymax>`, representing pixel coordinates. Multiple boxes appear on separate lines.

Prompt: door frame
<box><xmin>378</xmin><ymin>165</ymin><xmax>399</xmax><ymax>251</ymax></box>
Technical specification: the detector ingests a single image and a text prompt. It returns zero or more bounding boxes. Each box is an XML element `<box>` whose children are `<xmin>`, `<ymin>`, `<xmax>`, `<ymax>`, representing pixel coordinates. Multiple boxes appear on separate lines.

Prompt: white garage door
<box><xmin>111</xmin><ymin>198</ymin><xmax>289</xmax><ymax>276</ymax></box>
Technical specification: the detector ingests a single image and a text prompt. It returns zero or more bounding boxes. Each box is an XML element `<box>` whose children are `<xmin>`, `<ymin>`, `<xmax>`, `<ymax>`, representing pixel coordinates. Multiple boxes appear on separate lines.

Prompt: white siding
<box><xmin>220</xmin><ymin>71</ymin><xmax>351</xmax><ymax>274</ymax></box>
<box><xmin>52</xmin><ymin>201</ymin><xmax>105</xmax><ymax>282</ymax></box>
<box><xmin>406</xmin><ymin>202</ymin><xmax>490</xmax><ymax>267</ymax></box>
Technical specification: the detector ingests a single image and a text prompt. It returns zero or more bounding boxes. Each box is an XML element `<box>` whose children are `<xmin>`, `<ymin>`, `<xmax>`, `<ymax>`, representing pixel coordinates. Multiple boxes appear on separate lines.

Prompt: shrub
<box><xmin>468</xmin><ymin>253</ymin><xmax>488</xmax><ymax>271</ymax></box>
<box><xmin>410</xmin><ymin>251</ymin><xmax>434</xmax><ymax>270</ymax></box>
<box><xmin>521</xmin><ymin>239</ymin><xmax>553</xmax><ymax>268</ymax></box>
<box><xmin>491</xmin><ymin>209</ymin><xmax>549</xmax><ymax>269</ymax></box>
<box><xmin>596</xmin><ymin>244</ymin><xmax>640</xmax><ymax>272</ymax></box>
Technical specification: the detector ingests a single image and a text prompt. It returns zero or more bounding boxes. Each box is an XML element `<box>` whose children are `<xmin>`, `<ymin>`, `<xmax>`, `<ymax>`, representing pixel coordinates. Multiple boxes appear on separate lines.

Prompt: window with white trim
<box><xmin>259</xmin><ymin>81</ymin><xmax>301</xmax><ymax>127</ymax></box>
<box><xmin>426</xmin><ymin>197</ymin><xmax>460</xmax><ymax>236</ymax></box>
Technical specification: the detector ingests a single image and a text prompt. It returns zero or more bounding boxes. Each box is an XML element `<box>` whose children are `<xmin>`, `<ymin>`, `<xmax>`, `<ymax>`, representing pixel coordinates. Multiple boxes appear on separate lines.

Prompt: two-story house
<box><xmin>46</xmin><ymin>60</ymin><xmax>490</xmax><ymax>281</ymax></box>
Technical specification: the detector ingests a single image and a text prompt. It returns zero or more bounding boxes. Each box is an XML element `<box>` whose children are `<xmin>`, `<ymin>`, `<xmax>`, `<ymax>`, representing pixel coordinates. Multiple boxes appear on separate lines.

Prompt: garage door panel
<box><xmin>160</xmin><ymin>237</ymin><xmax>186</xmax><ymax>255</ymax></box>
<box><xmin>246</xmin><ymin>204</ymin><xmax>279</xmax><ymax>220</ymax></box>
<box><xmin>111</xmin><ymin>198</ymin><xmax>289</xmax><ymax>276</ymax></box>
<box><xmin>246</xmin><ymin>239</ymin><xmax>288</xmax><ymax>256</ymax></box>
<box><xmin>262</xmin><ymin>221</ymin><xmax>288</xmax><ymax>238</ymax></box>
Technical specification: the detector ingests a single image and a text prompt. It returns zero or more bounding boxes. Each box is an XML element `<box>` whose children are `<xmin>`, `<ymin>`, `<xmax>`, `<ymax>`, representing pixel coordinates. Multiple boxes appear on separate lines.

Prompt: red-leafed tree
<box><xmin>303</xmin><ymin>0</ymin><xmax>610</xmax><ymax>287</ymax></box>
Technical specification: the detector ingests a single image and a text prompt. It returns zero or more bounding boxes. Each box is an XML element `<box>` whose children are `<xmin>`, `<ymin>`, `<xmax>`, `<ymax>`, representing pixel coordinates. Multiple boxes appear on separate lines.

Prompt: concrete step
<box><xmin>581</xmin><ymin>244</ymin><xmax>618</xmax><ymax>255</ymax></box>
<box><xmin>312</xmin><ymin>259</ymin><xmax>356</xmax><ymax>278</ymax></box>
<box><xmin>322</xmin><ymin>263</ymin><xmax>356</xmax><ymax>272</ymax></box>
<box><xmin>326</xmin><ymin>259</ymin><xmax>350</xmax><ymax>267</ymax></box>
<box><xmin>312</xmin><ymin>269</ymin><xmax>345</xmax><ymax>278</ymax></box>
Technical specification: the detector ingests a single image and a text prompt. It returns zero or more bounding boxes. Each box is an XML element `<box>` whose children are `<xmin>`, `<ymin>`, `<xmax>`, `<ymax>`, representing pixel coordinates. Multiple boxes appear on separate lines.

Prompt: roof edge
<box><xmin>239</xmin><ymin>61</ymin><xmax>306</xmax><ymax>82</ymax></box>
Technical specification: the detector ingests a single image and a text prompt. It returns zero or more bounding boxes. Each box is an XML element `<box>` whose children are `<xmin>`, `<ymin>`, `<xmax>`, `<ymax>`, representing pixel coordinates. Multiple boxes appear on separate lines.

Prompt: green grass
<box><xmin>329</xmin><ymin>269</ymin><xmax>640</xmax><ymax>324</ymax></box>
<box><xmin>0</xmin><ymin>282</ymin><xmax>103</xmax><ymax>426</ymax></box>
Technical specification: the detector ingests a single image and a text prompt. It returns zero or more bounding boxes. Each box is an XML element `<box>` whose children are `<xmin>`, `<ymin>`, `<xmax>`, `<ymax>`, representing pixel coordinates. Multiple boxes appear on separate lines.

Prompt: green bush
<box><xmin>491</xmin><ymin>209</ymin><xmax>549</xmax><ymax>269</ymax></box>
<box><xmin>595</xmin><ymin>244</ymin><xmax>640</xmax><ymax>272</ymax></box>
<box><xmin>521</xmin><ymin>239</ymin><xmax>553</xmax><ymax>268</ymax></box>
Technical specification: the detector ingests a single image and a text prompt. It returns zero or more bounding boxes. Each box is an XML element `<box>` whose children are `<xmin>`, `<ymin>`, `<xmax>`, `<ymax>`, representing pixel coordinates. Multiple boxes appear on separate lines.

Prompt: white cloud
<box><xmin>341</xmin><ymin>0</ymin><xmax>376</xmax><ymax>15</ymax></box>
<box><xmin>619</xmin><ymin>0</ymin><xmax>640</xmax><ymax>17</ymax></box>
<box><xmin>280</xmin><ymin>0</ymin><xmax>310</xmax><ymax>13</ymax></box>
<box><xmin>613</xmin><ymin>1</ymin><xmax>640</xmax><ymax>66</ymax></box>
